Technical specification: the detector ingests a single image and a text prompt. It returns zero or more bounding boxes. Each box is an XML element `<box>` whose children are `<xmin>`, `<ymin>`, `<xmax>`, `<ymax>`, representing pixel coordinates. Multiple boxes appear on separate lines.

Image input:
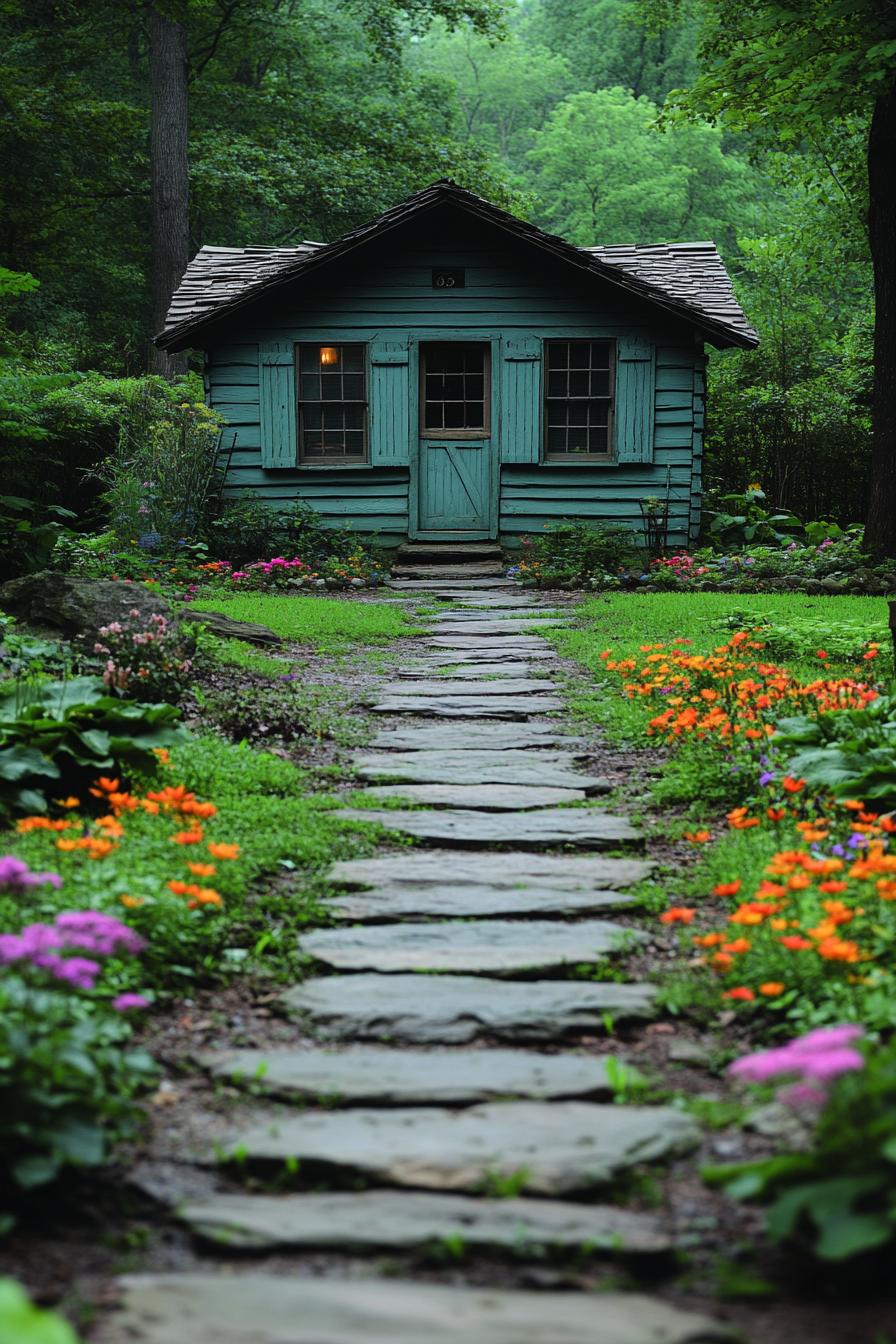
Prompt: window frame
<box><xmin>296</xmin><ymin>341</ymin><xmax>369</xmax><ymax>466</ymax></box>
<box><xmin>542</xmin><ymin>338</ymin><xmax>615</xmax><ymax>464</ymax></box>
<box><xmin>419</xmin><ymin>340</ymin><xmax>492</xmax><ymax>440</ymax></box>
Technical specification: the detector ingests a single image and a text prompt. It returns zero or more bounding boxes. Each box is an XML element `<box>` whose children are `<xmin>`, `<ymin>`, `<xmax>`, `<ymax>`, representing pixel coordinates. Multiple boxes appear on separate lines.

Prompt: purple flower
<box><xmin>798</xmin><ymin>1048</ymin><xmax>865</xmax><ymax>1082</ymax></box>
<box><xmin>112</xmin><ymin>992</ymin><xmax>150</xmax><ymax>1012</ymax></box>
<box><xmin>728</xmin><ymin>1024</ymin><xmax>866</xmax><ymax>1108</ymax></box>
<box><xmin>759</xmin><ymin>771</ymin><xmax>776</xmax><ymax>787</ymax></box>
<box><xmin>830</xmin><ymin>844</ymin><xmax>846</xmax><ymax>857</ymax></box>
<box><xmin>847</xmin><ymin>832</ymin><xmax>868</xmax><ymax>850</ymax></box>
<box><xmin>0</xmin><ymin>856</ymin><xmax>62</xmax><ymax>892</ymax></box>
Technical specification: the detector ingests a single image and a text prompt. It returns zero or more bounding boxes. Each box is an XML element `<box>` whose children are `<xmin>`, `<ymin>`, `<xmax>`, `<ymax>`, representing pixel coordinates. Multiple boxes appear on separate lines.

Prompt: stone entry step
<box><xmin>353</xmin><ymin>750</ymin><xmax>610</xmax><ymax>791</ymax></box>
<box><xmin>94</xmin><ymin>1275</ymin><xmax>737</xmax><ymax>1344</ymax></box>
<box><xmin>393</xmin><ymin>563</ymin><xmax>506</xmax><ymax>579</ymax></box>
<box><xmin>368</xmin><ymin>695</ymin><xmax>563</xmax><ymax>718</ymax></box>
<box><xmin>372</xmin><ymin>678</ymin><xmax>555</xmax><ymax>698</ymax></box>
<box><xmin>283</xmin><ymin>972</ymin><xmax>657</xmax><ymax>1043</ymax></box>
<box><xmin>355</xmin><ymin>783</ymin><xmax>586</xmax><ymax>810</ymax></box>
<box><xmin>215</xmin><ymin>1100</ymin><xmax>701</xmax><ymax>1195</ymax></box>
<box><xmin>326</xmin><ymin>883</ymin><xmax>637</xmax><ymax>923</ymax></box>
<box><xmin>370</xmin><ymin>723</ymin><xmax>583</xmax><ymax>750</ymax></box>
<box><xmin>329</xmin><ymin>851</ymin><xmax>652</xmax><ymax>890</ymax></box>
<box><xmin>334</xmin><ymin>807</ymin><xmax>642</xmax><ymax>847</ymax></box>
<box><xmin>177</xmin><ymin>1188</ymin><xmax>672</xmax><ymax>1255</ymax></box>
<box><xmin>300</xmin><ymin>916</ymin><xmax>643</xmax><ymax>976</ymax></box>
<box><xmin>388</xmin><ymin>577</ymin><xmax>518</xmax><ymax>589</ymax></box>
<box><xmin>200</xmin><ymin>1045</ymin><xmax>633</xmax><ymax>1105</ymax></box>
<box><xmin>395</xmin><ymin>542</ymin><xmax>504</xmax><ymax>563</ymax></box>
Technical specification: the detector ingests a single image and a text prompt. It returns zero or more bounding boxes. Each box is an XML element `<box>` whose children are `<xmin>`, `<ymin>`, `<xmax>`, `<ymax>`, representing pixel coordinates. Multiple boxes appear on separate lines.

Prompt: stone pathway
<box><xmin>96</xmin><ymin>588</ymin><xmax>733</xmax><ymax>1344</ymax></box>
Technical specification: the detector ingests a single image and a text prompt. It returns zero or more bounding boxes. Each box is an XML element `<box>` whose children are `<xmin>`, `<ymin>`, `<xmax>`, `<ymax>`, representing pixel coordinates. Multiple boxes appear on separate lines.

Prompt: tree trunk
<box><xmin>865</xmin><ymin>82</ymin><xmax>896</xmax><ymax>557</ymax></box>
<box><xmin>148</xmin><ymin>4</ymin><xmax>189</xmax><ymax>377</ymax></box>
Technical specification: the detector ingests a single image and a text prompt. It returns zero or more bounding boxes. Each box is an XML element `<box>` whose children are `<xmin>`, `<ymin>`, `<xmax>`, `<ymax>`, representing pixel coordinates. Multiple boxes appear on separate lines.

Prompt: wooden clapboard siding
<box><xmin>204</xmin><ymin>235</ymin><xmax>705</xmax><ymax>539</ymax></box>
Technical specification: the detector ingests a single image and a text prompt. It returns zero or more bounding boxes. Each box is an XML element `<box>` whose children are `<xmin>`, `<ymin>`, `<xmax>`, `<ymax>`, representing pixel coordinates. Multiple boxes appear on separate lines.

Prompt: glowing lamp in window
<box><xmin>319</xmin><ymin>346</ymin><xmax>340</xmax><ymax>366</ymax></box>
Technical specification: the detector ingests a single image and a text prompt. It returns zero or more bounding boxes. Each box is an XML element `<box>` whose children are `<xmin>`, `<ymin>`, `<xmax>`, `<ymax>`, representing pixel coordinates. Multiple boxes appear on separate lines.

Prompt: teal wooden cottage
<box><xmin>157</xmin><ymin>181</ymin><xmax>757</xmax><ymax>550</ymax></box>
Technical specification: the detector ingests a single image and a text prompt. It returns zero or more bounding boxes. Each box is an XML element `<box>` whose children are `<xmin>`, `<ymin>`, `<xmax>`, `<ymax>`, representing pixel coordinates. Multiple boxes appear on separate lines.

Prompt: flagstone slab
<box><xmin>370</xmin><ymin>723</ymin><xmax>583</xmax><ymax>750</ymax></box>
<box><xmin>177</xmin><ymin>1189</ymin><xmax>672</xmax><ymax>1255</ymax></box>
<box><xmin>300</xmin><ymin>917</ymin><xmax>642</xmax><ymax>975</ymax></box>
<box><xmin>356</xmin><ymin>784</ymin><xmax>585</xmax><ymax>810</ymax></box>
<box><xmin>333</xmin><ymin>807</ymin><xmax>641</xmax><ymax>848</ymax></box>
<box><xmin>329</xmin><ymin>851</ymin><xmax>651</xmax><ymax>890</ymax></box>
<box><xmin>354</xmin><ymin>751</ymin><xmax>609</xmax><ymax>791</ymax></box>
<box><xmin>429</xmin><ymin>619</ymin><xmax>567</xmax><ymax>636</ymax></box>
<box><xmin>327</xmin><ymin>883</ymin><xmax>637</xmax><ymax>922</ymax></box>
<box><xmin>427</xmin><ymin>607</ymin><xmax>564</xmax><ymax>621</ymax></box>
<box><xmin>374</xmin><ymin>679</ymin><xmax>555</xmax><ymax>698</ymax></box>
<box><xmin>425</xmin><ymin>636</ymin><xmax>551</xmax><ymax>651</ymax></box>
<box><xmin>93</xmin><ymin>1274</ymin><xmax>736</xmax><ymax>1344</ymax></box>
<box><xmin>283</xmin><ymin>972</ymin><xmax>657</xmax><ymax>1043</ymax></box>
<box><xmin>215</xmin><ymin>1100</ymin><xmax>700</xmax><ymax>1195</ymax></box>
<box><xmin>398</xmin><ymin>661</ymin><xmax>545</xmax><ymax>677</ymax></box>
<box><xmin>369</xmin><ymin>695</ymin><xmax>563</xmax><ymax>718</ymax></box>
<box><xmin>200</xmin><ymin>1045</ymin><xmax>627</xmax><ymax>1105</ymax></box>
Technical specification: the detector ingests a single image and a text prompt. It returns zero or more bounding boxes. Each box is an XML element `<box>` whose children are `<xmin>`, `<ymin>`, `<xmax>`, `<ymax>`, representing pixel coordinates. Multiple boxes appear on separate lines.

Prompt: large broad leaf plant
<box><xmin>0</xmin><ymin>675</ymin><xmax>185</xmax><ymax>815</ymax></box>
<box><xmin>774</xmin><ymin>695</ymin><xmax>896</xmax><ymax>809</ymax></box>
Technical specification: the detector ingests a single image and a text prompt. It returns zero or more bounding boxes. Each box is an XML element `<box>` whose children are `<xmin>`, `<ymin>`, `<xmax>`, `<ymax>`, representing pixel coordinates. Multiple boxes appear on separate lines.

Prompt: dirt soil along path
<box><xmin>95</xmin><ymin>587</ymin><xmax>740</xmax><ymax>1344</ymax></box>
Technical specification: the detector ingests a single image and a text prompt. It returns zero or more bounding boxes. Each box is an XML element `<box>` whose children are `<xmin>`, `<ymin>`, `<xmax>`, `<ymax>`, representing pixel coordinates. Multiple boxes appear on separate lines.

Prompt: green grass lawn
<box><xmin>188</xmin><ymin>593</ymin><xmax>419</xmax><ymax>653</ymax></box>
<box><xmin>559</xmin><ymin>592</ymin><xmax>893</xmax><ymax>681</ymax></box>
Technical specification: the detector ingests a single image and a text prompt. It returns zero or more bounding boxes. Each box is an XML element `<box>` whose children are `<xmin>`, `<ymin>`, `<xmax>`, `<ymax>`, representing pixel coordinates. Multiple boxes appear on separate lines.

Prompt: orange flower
<box><xmin>95</xmin><ymin>815</ymin><xmax>125</xmax><ymax>837</ymax></box>
<box><xmin>54</xmin><ymin>796</ymin><xmax>81</xmax><ymax>809</ymax></box>
<box><xmin>759</xmin><ymin>982</ymin><xmax>785</xmax><ymax>996</ymax></box>
<box><xmin>877</xmin><ymin>879</ymin><xmax>896</xmax><ymax>901</ymax></box>
<box><xmin>881</xmin><ymin>816</ymin><xmax>896</xmax><ymax>834</ymax></box>
<box><xmin>659</xmin><ymin>907</ymin><xmax>696</xmax><ymax>924</ymax></box>
<box><xmin>193</xmin><ymin>887</ymin><xmax>223</xmax><ymax>907</ymax></box>
<box><xmin>781</xmin><ymin>777</ymin><xmax>806</xmax><ymax>794</ymax></box>
<box><xmin>779</xmin><ymin>934</ymin><xmax>813</xmax><ymax>951</ymax></box>
<box><xmin>766</xmin><ymin>807</ymin><xmax>787</xmax><ymax>821</ymax></box>
<box><xmin>187</xmin><ymin>862</ymin><xmax>217</xmax><ymax>877</ymax></box>
<box><xmin>816</xmin><ymin>651</ymin><xmax>828</xmax><ymax>659</ymax></box>
<box><xmin>168</xmin><ymin>879</ymin><xmax>196</xmax><ymax>896</ymax></box>
<box><xmin>140</xmin><ymin>798</ymin><xmax>161</xmax><ymax>815</ymax></box>
<box><xmin>179</xmin><ymin>800</ymin><xmax>218</xmax><ymax>819</ymax></box>
<box><xmin>120</xmin><ymin>894</ymin><xmax>145</xmax><ymax>909</ymax></box>
<box><xmin>818</xmin><ymin>880</ymin><xmax>848</xmax><ymax>894</ymax></box>
<box><xmin>710</xmin><ymin>951</ymin><xmax>735</xmax><ymax>970</ymax></box>
<box><xmin>153</xmin><ymin>748</ymin><xmax>171</xmax><ymax>766</ymax></box>
<box><xmin>722</xmin><ymin>987</ymin><xmax>755</xmax><ymax>1001</ymax></box>
<box><xmin>816</xmin><ymin>937</ymin><xmax>862</xmax><ymax>963</ymax></box>
<box><xmin>712</xmin><ymin>880</ymin><xmax>742</xmax><ymax>898</ymax></box>
<box><xmin>17</xmin><ymin>816</ymin><xmax>71</xmax><ymax>833</ymax></box>
<box><xmin>89</xmin><ymin>777</ymin><xmax>121</xmax><ymax>796</ymax></box>
<box><xmin>693</xmin><ymin>932</ymin><xmax>726</xmax><ymax>947</ymax></box>
<box><xmin>727</xmin><ymin>807</ymin><xmax>760</xmax><ymax>830</ymax></box>
<box><xmin>721</xmin><ymin>938</ymin><xmax>751</xmax><ymax>954</ymax></box>
<box><xmin>207</xmin><ymin>842</ymin><xmax>240</xmax><ymax>860</ymax></box>
<box><xmin>170</xmin><ymin>828</ymin><xmax>204</xmax><ymax>845</ymax></box>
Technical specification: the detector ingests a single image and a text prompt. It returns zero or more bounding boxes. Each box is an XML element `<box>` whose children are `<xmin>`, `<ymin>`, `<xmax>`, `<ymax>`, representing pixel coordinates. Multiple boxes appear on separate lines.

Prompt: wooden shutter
<box><xmin>500</xmin><ymin>334</ymin><xmax>542</xmax><ymax>464</ymax></box>
<box><xmin>258</xmin><ymin>340</ymin><xmax>296</xmax><ymax>468</ymax></box>
<box><xmin>615</xmin><ymin>336</ymin><xmax>656</xmax><ymax>464</ymax></box>
<box><xmin>369</xmin><ymin>337</ymin><xmax>410</xmax><ymax>466</ymax></box>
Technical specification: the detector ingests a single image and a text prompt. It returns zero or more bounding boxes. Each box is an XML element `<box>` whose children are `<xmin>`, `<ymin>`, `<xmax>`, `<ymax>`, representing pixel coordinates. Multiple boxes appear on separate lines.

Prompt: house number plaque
<box><xmin>432</xmin><ymin>267</ymin><xmax>465</xmax><ymax>289</ymax></box>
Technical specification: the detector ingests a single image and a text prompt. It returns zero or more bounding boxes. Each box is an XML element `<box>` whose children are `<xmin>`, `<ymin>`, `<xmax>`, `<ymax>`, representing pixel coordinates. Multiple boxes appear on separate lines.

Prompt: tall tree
<box><xmin>652</xmin><ymin>0</ymin><xmax>896</xmax><ymax>554</ymax></box>
<box><xmin>149</xmin><ymin>3</ymin><xmax>189</xmax><ymax>376</ymax></box>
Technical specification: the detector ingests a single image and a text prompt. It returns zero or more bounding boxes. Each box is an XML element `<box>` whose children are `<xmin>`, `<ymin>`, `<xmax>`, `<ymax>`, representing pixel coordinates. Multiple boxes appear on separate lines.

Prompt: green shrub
<box><xmin>0</xmin><ymin>676</ymin><xmax>184</xmax><ymax>815</ymax></box>
<box><xmin>514</xmin><ymin>520</ymin><xmax>640</xmax><ymax>586</ymax></box>
<box><xmin>774</xmin><ymin>696</ymin><xmax>896</xmax><ymax>809</ymax></box>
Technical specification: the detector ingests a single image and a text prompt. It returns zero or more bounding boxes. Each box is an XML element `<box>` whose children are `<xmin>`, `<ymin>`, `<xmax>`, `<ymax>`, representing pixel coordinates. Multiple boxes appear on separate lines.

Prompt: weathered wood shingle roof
<box><xmin>159</xmin><ymin>181</ymin><xmax>757</xmax><ymax>350</ymax></box>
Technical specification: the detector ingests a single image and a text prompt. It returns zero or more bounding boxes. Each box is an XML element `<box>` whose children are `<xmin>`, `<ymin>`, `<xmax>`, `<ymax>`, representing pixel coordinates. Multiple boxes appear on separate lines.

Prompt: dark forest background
<box><xmin>0</xmin><ymin>0</ymin><xmax>876</xmax><ymax>530</ymax></box>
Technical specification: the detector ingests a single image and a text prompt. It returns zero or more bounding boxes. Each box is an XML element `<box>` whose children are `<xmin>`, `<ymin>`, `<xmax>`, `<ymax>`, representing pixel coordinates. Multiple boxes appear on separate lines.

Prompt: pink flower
<box><xmin>112</xmin><ymin>992</ymin><xmax>150</xmax><ymax>1012</ymax></box>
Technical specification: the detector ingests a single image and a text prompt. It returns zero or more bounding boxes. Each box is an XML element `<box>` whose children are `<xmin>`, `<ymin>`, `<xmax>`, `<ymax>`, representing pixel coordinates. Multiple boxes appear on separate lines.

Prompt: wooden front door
<box><xmin>417</xmin><ymin>341</ymin><xmax>493</xmax><ymax>538</ymax></box>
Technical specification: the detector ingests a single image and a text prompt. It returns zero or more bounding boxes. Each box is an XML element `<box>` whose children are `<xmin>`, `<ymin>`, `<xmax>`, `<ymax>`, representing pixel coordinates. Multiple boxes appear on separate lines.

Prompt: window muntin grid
<box><xmin>421</xmin><ymin>342</ymin><xmax>490</xmax><ymax>437</ymax></box>
<box><xmin>297</xmin><ymin>343</ymin><xmax>367</xmax><ymax>463</ymax></box>
<box><xmin>544</xmin><ymin>340</ymin><xmax>614</xmax><ymax>460</ymax></box>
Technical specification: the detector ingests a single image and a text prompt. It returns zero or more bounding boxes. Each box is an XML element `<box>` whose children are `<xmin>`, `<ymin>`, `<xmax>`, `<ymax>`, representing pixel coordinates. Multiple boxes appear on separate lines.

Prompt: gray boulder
<box><xmin>0</xmin><ymin>573</ymin><xmax>172</xmax><ymax>639</ymax></box>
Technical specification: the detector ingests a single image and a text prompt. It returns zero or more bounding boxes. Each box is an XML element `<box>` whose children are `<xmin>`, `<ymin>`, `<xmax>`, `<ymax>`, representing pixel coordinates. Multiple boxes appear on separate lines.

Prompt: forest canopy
<box><xmin>0</xmin><ymin>0</ymin><xmax>879</xmax><ymax>529</ymax></box>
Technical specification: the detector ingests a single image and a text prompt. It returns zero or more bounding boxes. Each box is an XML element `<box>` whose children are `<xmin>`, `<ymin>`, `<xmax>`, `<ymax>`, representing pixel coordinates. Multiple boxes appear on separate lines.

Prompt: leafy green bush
<box><xmin>92</xmin><ymin>610</ymin><xmax>195</xmax><ymax>702</ymax></box>
<box><xmin>707</xmin><ymin>1031</ymin><xmax>896</xmax><ymax>1264</ymax></box>
<box><xmin>207</xmin><ymin>496</ymin><xmax>386</xmax><ymax>575</ymax></box>
<box><xmin>0</xmin><ymin>1277</ymin><xmax>81</xmax><ymax>1343</ymax></box>
<box><xmin>513</xmin><ymin>520</ymin><xmax>639</xmax><ymax>586</ymax></box>
<box><xmin>0</xmin><ymin>676</ymin><xmax>184</xmax><ymax>815</ymax></box>
<box><xmin>705</xmin><ymin>484</ymin><xmax>803</xmax><ymax>548</ymax></box>
<box><xmin>774</xmin><ymin>696</ymin><xmax>896</xmax><ymax>808</ymax></box>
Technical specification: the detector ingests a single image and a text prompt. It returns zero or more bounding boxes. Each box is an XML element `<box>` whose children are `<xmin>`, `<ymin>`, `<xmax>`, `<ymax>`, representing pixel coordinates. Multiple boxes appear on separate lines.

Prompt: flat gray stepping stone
<box><xmin>429</xmin><ymin>619</ymin><xmax>567</xmax><ymax>635</ymax></box>
<box><xmin>284</xmin><ymin>973</ymin><xmax>657</xmax><ymax>1043</ymax></box>
<box><xmin>374</xmin><ymin>679</ymin><xmax>555</xmax><ymax>697</ymax></box>
<box><xmin>355</xmin><ymin>784</ymin><xmax>585</xmax><ymax>810</ymax></box>
<box><xmin>428</xmin><ymin>607</ymin><xmax>564</xmax><ymax>621</ymax></box>
<box><xmin>178</xmin><ymin>1189</ymin><xmax>672</xmax><ymax>1255</ymax></box>
<box><xmin>397</xmin><ymin>661</ymin><xmax>544</xmax><ymax>677</ymax></box>
<box><xmin>300</xmin><ymin>917</ymin><xmax>642</xmax><ymax>975</ymax></box>
<box><xmin>369</xmin><ymin>696</ymin><xmax>563</xmax><ymax>718</ymax></box>
<box><xmin>330</xmin><ymin>851</ymin><xmax>651</xmax><ymax>890</ymax></box>
<box><xmin>370</xmin><ymin>724</ymin><xmax>582</xmax><ymax>750</ymax></box>
<box><xmin>215</xmin><ymin>1100</ymin><xmax>700</xmax><ymax>1195</ymax></box>
<box><xmin>93</xmin><ymin>1274</ymin><xmax>736</xmax><ymax>1344</ymax></box>
<box><xmin>354</xmin><ymin>750</ymin><xmax>610</xmax><ymax>791</ymax></box>
<box><xmin>334</xmin><ymin>807</ymin><xmax>641</xmax><ymax>848</ymax></box>
<box><xmin>200</xmin><ymin>1045</ymin><xmax>628</xmax><ymax>1104</ymax></box>
<box><xmin>328</xmin><ymin>883</ymin><xmax>637</xmax><ymax>922</ymax></box>
<box><xmin>426</xmin><ymin>636</ymin><xmax>550</xmax><ymax>650</ymax></box>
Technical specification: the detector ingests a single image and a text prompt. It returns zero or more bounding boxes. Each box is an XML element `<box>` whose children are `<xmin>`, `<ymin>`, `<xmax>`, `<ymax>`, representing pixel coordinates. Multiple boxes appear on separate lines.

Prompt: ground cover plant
<box><xmin>553</xmin><ymin>589</ymin><xmax>896</xmax><ymax>1267</ymax></box>
<box><xmin>189</xmin><ymin>593</ymin><xmax>419</xmax><ymax>654</ymax></box>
